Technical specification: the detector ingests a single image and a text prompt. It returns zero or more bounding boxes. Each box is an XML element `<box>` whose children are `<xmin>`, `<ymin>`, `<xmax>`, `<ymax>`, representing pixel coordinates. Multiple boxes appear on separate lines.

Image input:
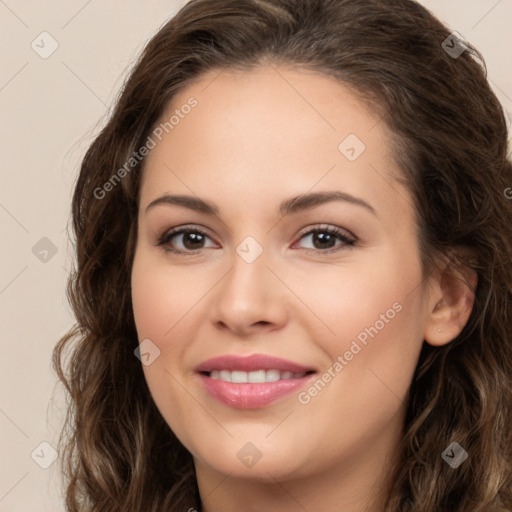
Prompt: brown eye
<box><xmin>294</xmin><ymin>226</ymin><xmax>356</xmax><ymax>253</ymax></box>
<box><xmin>157</xmin><ymin>227</ymin><xmax>216</xmax><ymax>254</ymax></box>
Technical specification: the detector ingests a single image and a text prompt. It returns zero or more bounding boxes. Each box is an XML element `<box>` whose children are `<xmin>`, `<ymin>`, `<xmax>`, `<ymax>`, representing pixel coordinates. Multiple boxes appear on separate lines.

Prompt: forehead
<box><xmin>139</xmin><ymin>65</ymin><xmax>412</xmax><ymax>223</ymax></box>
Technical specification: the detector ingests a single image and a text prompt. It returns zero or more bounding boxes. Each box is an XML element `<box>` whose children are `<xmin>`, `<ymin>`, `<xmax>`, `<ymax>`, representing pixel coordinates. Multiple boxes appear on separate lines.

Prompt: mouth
<box><xmin>195</xmin><ymin>354</ymin><xmax>317</xmax><ymax>409</ymax></box>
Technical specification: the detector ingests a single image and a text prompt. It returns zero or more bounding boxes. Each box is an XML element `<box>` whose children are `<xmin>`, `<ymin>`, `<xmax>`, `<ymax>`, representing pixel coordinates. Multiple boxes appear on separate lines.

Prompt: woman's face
<box><xmin>131</xmin><ymin>65</ymin><xmax>431</xmax><ymax>491</ymax></box>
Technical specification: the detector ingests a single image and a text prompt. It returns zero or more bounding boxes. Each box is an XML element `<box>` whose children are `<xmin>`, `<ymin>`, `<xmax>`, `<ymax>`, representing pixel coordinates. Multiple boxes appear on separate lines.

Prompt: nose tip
<box><xmin>209</xmin><ymin>255</ymin><xmax>288</xmax><ymax>337</ymax></box>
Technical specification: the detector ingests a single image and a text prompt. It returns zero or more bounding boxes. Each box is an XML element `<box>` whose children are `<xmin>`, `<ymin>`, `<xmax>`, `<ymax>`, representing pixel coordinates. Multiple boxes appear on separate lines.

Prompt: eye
<box><xmin>156</xmin><ymin>224</ymin><xmax>356</xmax><ymax>256</ymax></box>
<box><xmin>156</xmin><ymin>226</ymin><xmax>217</xmax><ymax>254</ymax></box>
<box><xmin>293</xmin><ymin>225</ymin><xmax>356</xmax><ymax>254</ymax></box>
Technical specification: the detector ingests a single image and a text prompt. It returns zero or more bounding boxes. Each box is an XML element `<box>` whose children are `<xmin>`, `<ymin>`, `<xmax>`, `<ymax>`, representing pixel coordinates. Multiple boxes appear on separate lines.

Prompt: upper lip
<box><xmin>195</xmin><ymin>354</ymin><xmax>316</xmax><ymax>374</ymax></box>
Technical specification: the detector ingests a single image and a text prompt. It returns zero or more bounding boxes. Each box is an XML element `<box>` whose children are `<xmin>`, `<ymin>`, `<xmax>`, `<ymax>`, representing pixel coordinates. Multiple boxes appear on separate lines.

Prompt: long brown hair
<box><xmin>53</xmin><ymin>0</ymin><xmax>512</xmax><ymax>510</ymax></box>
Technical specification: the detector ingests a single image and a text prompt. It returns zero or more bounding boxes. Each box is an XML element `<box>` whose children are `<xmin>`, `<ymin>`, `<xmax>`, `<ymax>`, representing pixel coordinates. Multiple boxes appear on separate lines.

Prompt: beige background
<box><xmin>1</xmin><ymin>1</ymin><xmax>511</xmax><ymax>510</ymax></box>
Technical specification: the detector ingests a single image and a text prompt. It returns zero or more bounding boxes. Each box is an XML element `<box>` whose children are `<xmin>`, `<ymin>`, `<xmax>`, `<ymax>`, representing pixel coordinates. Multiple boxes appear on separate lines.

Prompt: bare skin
<box><xmin>131</xmin><ymin>64</ymin><xmax>476</xmax><ymax>512</ymax></box>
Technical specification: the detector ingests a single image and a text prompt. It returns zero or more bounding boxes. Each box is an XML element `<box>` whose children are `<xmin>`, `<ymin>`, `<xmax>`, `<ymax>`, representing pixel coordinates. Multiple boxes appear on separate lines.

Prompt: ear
<box><xmin>423</xmin><ymin>249</ymin><xmax>478</xmax><ymax>347</ymax></box>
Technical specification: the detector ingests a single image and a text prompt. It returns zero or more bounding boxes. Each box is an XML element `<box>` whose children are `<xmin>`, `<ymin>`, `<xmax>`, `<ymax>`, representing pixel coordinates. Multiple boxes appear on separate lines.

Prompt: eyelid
<box><xmin>295</xmin><ymin>223</ymin><xmax>356</xmax><ymax>242</ymax></box>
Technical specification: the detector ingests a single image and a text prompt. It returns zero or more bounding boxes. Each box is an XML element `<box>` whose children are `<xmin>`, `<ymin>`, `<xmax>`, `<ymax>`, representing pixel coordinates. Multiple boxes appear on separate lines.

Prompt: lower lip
<box><xmin>197</xmin><ymin>373</ymin><xmax>316</xmax><ymax>409</ymax></box>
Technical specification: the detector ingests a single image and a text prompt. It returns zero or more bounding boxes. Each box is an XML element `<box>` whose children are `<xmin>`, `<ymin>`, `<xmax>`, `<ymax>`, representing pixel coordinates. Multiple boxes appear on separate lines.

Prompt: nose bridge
<box><xmin>224</xmin><ymin>235</ymin><xmax>272</xmax><ymax>307</ymax></box>
<box><xmin>210</xmin><ymin>233</ymin><xmax>287</xmax><ymax>333</ymax></box>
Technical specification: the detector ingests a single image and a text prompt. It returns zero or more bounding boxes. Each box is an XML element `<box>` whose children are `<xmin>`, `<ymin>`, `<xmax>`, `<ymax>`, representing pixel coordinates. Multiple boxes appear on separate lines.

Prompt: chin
<box><xmin>190</xmin><ymin>436</ymin><xmax>311</xmax><ymax>482</ymax></box>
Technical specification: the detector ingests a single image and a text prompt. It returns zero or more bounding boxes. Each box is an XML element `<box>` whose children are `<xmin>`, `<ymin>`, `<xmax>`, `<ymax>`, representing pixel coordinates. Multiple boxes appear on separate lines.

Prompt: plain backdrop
<box><xmin>1</xmin><ymin>0</ymin><xmax>511</xmax><ymax>510</ymax></box>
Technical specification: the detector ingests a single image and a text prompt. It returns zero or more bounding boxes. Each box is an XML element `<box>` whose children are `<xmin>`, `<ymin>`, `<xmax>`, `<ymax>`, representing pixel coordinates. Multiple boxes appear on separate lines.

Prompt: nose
<box><xmin>209</xmin><ymin>245</ymin><xmax>289</xmax><ymax>338</ymax></box>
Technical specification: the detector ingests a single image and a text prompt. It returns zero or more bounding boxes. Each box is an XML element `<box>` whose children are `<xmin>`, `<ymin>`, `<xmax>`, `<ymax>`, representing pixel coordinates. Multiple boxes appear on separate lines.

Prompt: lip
<box><xmin>195</xmin><ymin>354</ymin><xmax>316</xmax><ymax>373</ymax></box>
<box><xmin>195</xmin><ymin>354</ymin><xmax>317</xmax><ymax>409</ymax></box>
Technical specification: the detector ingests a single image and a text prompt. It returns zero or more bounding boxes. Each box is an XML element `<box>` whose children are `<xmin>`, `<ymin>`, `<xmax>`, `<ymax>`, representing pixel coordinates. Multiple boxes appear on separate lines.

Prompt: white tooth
<box><xmin>219</xmin><ymin>370</ymin><xmax>232</xmax><ymax>382</ymax></box>
<box><xmin>231</xmin><ymin>370</ymin><xmax>248</xmax><ymax>383</ymax></box>
<box><xmin>265</xmin><ymin>369</ymin><xmax>281</xmax><ymax>382</ymax></box>
<box><xmin>247</xmin><ymin>370</ymin><xmax>267</xmax><ymax>383</ymax></box>
<box><xmin>213</xmin><ymin>369</ymin><xmax>307</xmax><ymax>383</ymax></box>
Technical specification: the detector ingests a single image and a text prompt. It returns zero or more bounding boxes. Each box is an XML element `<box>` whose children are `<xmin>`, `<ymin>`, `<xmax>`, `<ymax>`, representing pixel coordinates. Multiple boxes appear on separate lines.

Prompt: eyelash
<box><xmin>156</xmin><ymin>224</ymin><xmax>357</xmax><ymax>256</ymax></box>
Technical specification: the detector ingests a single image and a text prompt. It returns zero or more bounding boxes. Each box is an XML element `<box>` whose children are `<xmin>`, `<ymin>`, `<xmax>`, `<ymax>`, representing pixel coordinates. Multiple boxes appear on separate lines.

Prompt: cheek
<box><xmin>302</xmin><ymin>253</ymin><xmax>420</xmax><ymax>344</ymax></box>
<box><xmin>131</xmin><ymin>251</ymin><xmax>203</xmax><ymax>340</ymax></box>
<box><xmin>298</xmin><ymin>275</ymin><xmax>425</xmax><ymax>450</ymax></box>
<box><xmin>131</xmin><ymin>252</ymin><xmax>194</xmax><ymax>398</ymax></box>
<box><xmin>307</xmin><ymin>250</ymin><xmax>425</xmax><ymax>394</ymax></box>
<box><xmin>130</xmin><ymin>250</ymin><xmax>216</xmax><ymax>381</ymax></box>
<box><xmin>131</xmin><ymin>252</ymin><xmax>200</xmax><ymax>438</ymax></box>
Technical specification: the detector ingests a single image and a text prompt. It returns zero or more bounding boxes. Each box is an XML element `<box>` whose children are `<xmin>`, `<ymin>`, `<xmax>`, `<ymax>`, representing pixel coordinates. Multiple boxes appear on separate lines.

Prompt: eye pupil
<box><xmin>183</xmin><ymin>232</ymin><xmax>204</xmax><ymax>249</ymax></box>
<box><xmin>313</xmin><ymin>232</ymin><xmax>336</xmax><ymax>249</ymax></box>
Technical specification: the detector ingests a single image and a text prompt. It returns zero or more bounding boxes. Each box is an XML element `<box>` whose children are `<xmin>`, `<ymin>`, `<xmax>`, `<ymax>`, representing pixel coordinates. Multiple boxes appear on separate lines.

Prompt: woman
<box><xmin>53</xmin><ymin>0</ymin><xmax>512</xmax><ymax>510</ymax></box>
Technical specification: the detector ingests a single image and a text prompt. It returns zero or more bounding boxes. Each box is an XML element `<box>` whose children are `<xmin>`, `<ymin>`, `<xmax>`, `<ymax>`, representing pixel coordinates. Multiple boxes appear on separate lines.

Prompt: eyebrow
<box><xmin>145</xmin><ymin>191</ymin><xmax>377</xmax><ymax>217</ymax></box>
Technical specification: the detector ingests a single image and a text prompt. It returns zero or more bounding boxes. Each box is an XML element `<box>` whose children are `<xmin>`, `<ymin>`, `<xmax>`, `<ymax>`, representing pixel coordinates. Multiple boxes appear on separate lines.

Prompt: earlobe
<box><xmin>423</xmin><ymin>256</ymin><xmax>478</xmax><ymax>347</ymax></box>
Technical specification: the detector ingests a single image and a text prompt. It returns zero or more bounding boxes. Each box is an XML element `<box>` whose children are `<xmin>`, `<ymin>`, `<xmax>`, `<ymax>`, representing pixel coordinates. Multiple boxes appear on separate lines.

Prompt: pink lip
<box><xmin>195</xmin><ymin>354</ymin><xmax>315</xmax><ymax>373</ymax></box>
<box><xmin>195</xmin><ymin>354</ymin><xmax>317</xmax><ymax>409</ymax></box>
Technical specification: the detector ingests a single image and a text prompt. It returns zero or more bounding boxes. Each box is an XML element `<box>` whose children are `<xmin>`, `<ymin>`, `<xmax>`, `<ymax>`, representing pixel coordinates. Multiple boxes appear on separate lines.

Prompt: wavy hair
<box><xmin>53</xmin><ymin>0</ymin><xmax>512</xmax><ymax>510</ymax></box>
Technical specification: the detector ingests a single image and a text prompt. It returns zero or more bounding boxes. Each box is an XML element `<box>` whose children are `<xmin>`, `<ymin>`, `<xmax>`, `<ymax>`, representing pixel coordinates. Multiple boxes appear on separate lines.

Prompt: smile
<box><xmin>195</xmin><ymin>354</ymin><xmax>317</xmax><ymax>409</ymax></box>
